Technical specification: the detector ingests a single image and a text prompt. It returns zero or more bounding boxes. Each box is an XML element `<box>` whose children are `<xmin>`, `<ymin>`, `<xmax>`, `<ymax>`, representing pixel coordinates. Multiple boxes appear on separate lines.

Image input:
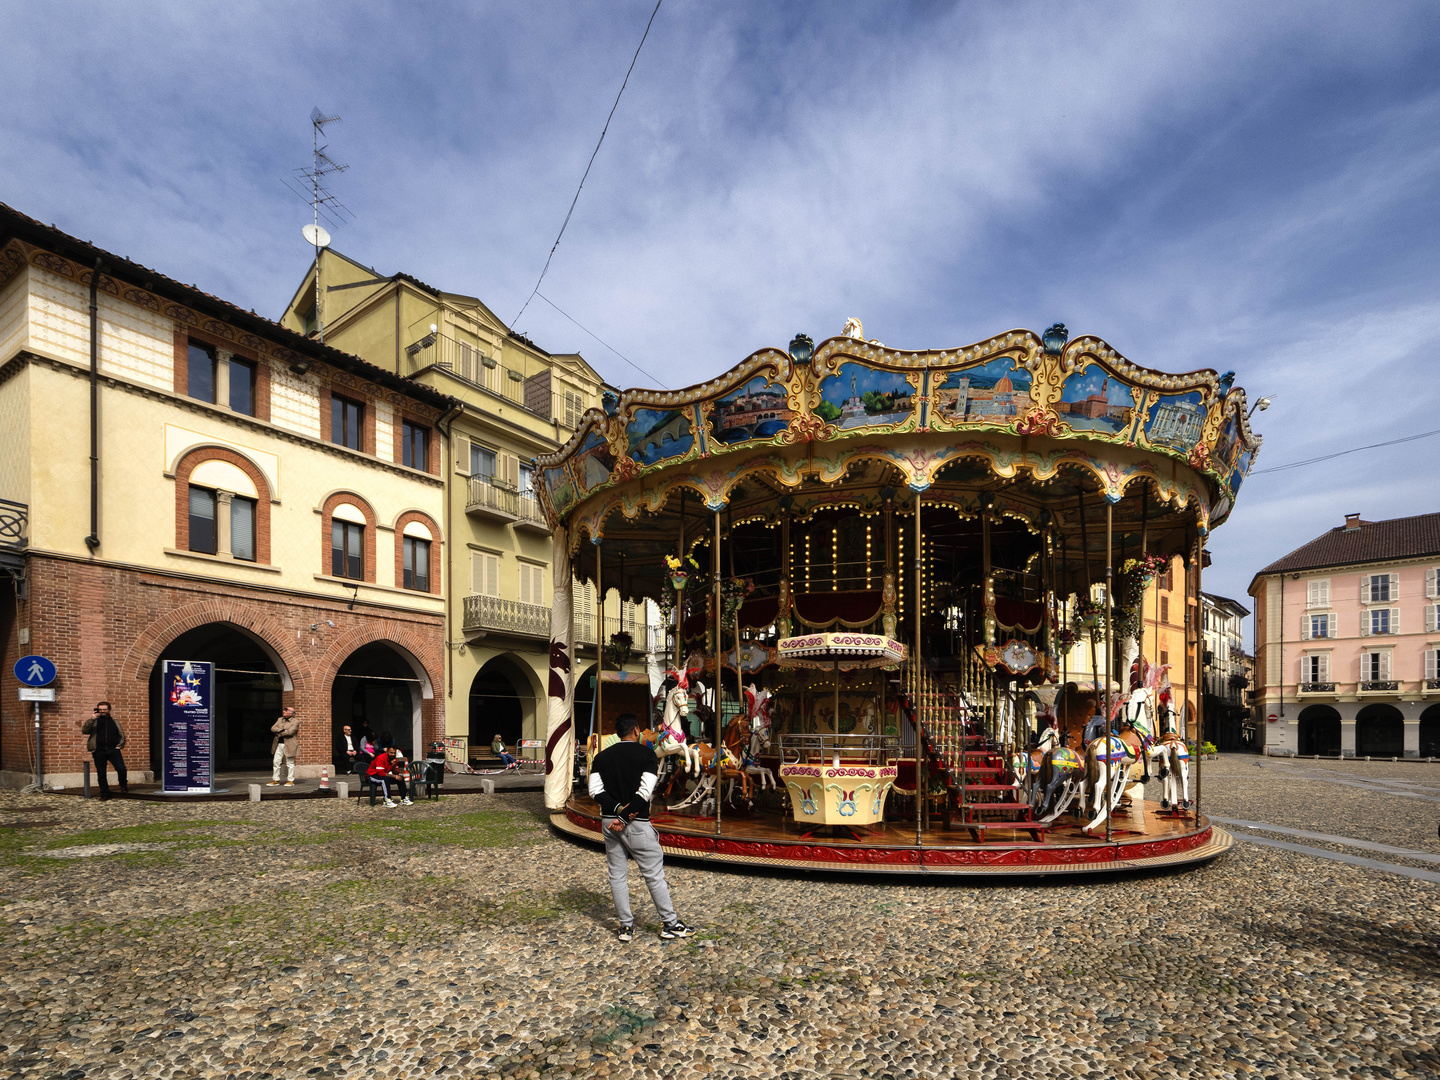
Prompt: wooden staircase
<box><xmin>903</xmin><ymin>665</ymin><xmax>1047</xmax><ymax>843</ymax></box>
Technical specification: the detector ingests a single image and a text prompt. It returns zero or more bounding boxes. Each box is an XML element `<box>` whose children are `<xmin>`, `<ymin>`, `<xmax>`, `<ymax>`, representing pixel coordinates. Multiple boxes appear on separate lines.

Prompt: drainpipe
<box><xmin>85</xmin><ymin>258</ymin><xmax>102</xmax><ymax>553</ymax></box>
<box><xmin>436</xmin><ymin>404</ymin><xmax>464</xmax><ymax>703</ymax></box>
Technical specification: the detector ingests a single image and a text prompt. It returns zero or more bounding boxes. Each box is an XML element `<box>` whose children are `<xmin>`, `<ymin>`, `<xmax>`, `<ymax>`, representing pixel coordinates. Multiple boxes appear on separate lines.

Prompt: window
<box><xmin>471</xmin><ymin>552</ymin><xmax>500</xmax><ymax>597</ymax></box>
<box><xmin>1426</xmin><ymin>648</ymin><xmax>1439</xmax><ymax>681</ymax></box>
<box><xmin>1426</xmin><ymin>603</ymin><xmax>1440</xmax><ymax>634</ymax></box>
<box><xmin>518</xmin><ymin>562</ymin><xmax>544</xmax><ymax>606</ymax></box>
<box><xmin>332</xmin><ymin>520</ymin><xmax>363</xmax><ymax>579</ymax></box>
<box><xmin>519</xmin><ymin>464</ymin><xmax>534</xmax><ymax>496</ymax></box>
<box><xmin>231</xmin><ymin>496</ymin><xmax>256</xmax><ymax>561</ymax></box>
<box><xmin>1306</xmin><ymin>579</ymin><xmax>1330</xmax><ymax>608</ymax></box>
<box><xmin>564</xmin><ymin>390</ymin><xmax>583</xmax><ymax>429</ymax></box>
<box><xmin>471</xmin><ymin>443</ymin><xmax>496</xmax><ymax>479</ymax></box>
<box><xmin>1156</xmin><ymin>565</ymin><xmax>1173</xmax><ymax>592</ymax></box>
<box><xmin>1362</xmin><ymin>651</ymin><xmax>1390</xmax><ymax>682</ymax></box>
<box><xmin>1362</xmin><ymin>573</ymin><xmax>1396</xmax><ymax>603</ymax></box>
<box><xmin>229</xmin><ymin>358</ymin><xmax>256</xmax><ymax>415</ymax></box>
<box><xmin>1159</xmin><ymin>650</ymin><xmax>1169</xmax><ymax>667</ymax></box>
<box><xmin>187</xmin><ymin>342</ymin><xmax>217</xmax><ymax>404</ymax></box>
<box><xmin>402</xmin><ymin>536</ymin><xmax>430</xmax><ymax>591</ymax></box>
<box><xmin>1159</xmin><ymin>595</ymin><xmax>1169</xmax><ymax>624</ymax></box>
<box><xmin>188</xmin><ymin>487</ymin><xmax>217</xmax><ymax>554</ymax></box>
<box><xmin>402</xmin><ymin>421</ymin><xmax>429</xmax><ymax>471</ymax></box>
<box><xmin>1302</xmin><ymin>654</ymin><xmax>1329</xmax><ymax>684</ymax></box>
<box><xmin>331</xmin><ymin>395</ymin><xmax>364</xmax><ymax>451</ymax></box>
<box><xmin>1304</xmin><ymin>613</ymin><xmax>1332</xmax><ymax>639</ymax></box>
<box><xmin>1369</xmin><ymin>608</ymin><xmax>1394</xmax><ymax>636</ymax></box>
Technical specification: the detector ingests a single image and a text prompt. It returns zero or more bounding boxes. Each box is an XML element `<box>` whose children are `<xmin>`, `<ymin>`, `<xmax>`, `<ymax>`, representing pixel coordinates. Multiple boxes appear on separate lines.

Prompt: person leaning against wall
<box><xmin>80</xmin><ymin>701</ymin><xmax>128</xmax><ymax>801</ymax></box>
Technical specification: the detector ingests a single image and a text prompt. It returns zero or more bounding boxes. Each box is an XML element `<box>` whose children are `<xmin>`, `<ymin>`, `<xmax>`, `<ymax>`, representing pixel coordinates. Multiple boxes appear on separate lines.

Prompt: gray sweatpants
<box><xmin>602</xmin><ymin>817</ymin><xmax>677</xmax><ymax>927</ymax></box>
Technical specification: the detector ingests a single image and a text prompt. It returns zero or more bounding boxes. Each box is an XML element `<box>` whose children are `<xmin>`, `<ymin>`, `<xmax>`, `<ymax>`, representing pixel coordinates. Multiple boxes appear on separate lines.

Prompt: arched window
<box><xmin>320</xmin><ymin>493</ymin><xmax>378</xmax><ymax>584</ymax></box>
<box><xmin>174</xmin><ymin>449</ymin><xmax>271</xmax><ymax>564</ymax></box>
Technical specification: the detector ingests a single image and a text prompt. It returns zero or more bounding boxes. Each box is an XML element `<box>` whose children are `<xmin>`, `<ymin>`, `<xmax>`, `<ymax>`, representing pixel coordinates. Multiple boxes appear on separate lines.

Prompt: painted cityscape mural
<box><xmin>930</xmin><ymin>358</ymin><xmax>1034</xmax><ymax>426</ymax></box>
<box><xmin>627</xmin><ymin>407</ymin><xmax>695</xmax><ymax>466</ymax></box>
<box><xmin>1144</xmin><ymin>390</ymin><xmax>1207</xmax><ymax>453</ymax></box>
<box><xmin>1057</xmin><ymin>368</ymin><xmax>1140</xmax><ymax>437</ymax></box>
<box><xmin>815</xmin><ymin>363</ymin><xmax>915</xmax><ymax>430</ymax></box>
<box><xmin>708</xmin><ymin>375</ymin><xmax>794</xmax><ymax>446</ymax></box>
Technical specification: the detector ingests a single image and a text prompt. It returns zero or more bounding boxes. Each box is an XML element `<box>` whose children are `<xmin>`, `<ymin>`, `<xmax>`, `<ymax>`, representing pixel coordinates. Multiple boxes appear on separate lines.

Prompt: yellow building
<box><xmin>0</xmin><ymin>203</ymin><xmax>451</xmax><ymax>787</ymax></box>
<box><xmin>280</xmin><ymin>249</ymin><xmax>653</xmax><ymax>760</ymax></box>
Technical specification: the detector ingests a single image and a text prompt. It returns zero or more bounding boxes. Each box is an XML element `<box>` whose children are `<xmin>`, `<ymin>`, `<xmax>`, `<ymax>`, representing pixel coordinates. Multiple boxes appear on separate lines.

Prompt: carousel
<box><xmin>537</xmin><ymin>321</ymin><xmax>1260</xmax><ymax>876</ymax></box>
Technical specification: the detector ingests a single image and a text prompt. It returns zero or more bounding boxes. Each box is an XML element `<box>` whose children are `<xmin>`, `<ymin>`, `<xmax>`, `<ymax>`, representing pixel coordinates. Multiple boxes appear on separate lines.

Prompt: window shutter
<box><xmin>1318</xmin><ymin>653</ymin><xmax>1330</xmax><ymax>681</ymax></box>
<box><xmin>1426</xmin><ymin>649</ymin><xmax>1438</xmax><ymax>681</ymax></box>
<box><xmin>1427</xmin><ymin>568</ymin><xmax>1438</xmax><ymax>599</ymax></box>
<box><xmin>1300</xmin><ymin>614</ymin><xmax>1310</xmax><ymax>640</ymax></box>
<box><xmin>1391</xmin><ymin>607</ymin><xmax>1399</xmax><ymax>634</ymax></box>
<box><xmin>1360</xmin><ymin>610</ymin><xmax>1369</xmax><ymax>636</ymax></box>
<box><xmin>1427</xmin><ymin>604</ymin><xmax>1438</xmax><ymax>634</ymax></box>
<box><xmin>1389</xmin><ymin>573</ymin><xmax>1400</xmax><ymax>603</ymax></box>
<box><xmin>1360</xmin><ymin>577</ymin><xmax>1371</xmax><ymax>604</ymax></box>
<box><xmin>455</xmin><ymin>435</ymin><xmax>471</xmax><ymax>474</ymax></box>
<box><xmin>1380</xmin><ymin>651</ymin><xmax>1391</xmax><ymax>681</ymax></box>
<box><xmin>471</xmin><ymin>552</ymin><xmax>499</xmax><ymax>597</ymax></box>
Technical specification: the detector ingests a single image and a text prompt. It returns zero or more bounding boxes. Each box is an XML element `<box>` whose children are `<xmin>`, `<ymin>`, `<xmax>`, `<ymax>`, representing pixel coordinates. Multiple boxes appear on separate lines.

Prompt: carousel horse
<box><xmin>852</xmin><ymin>697</ymin><xmax>881</xmax><ymax>736</ymax></box>
<box><xmin>1034</xmin><ymin>728</ymin><xmax>1088</xmax><ymax>823</ymax></box>
<box><xmin>1113</xmin><ymin>688</ymin><xmax>1157</xmax><ymax>826</ymax></box>
<box><xmin>1151</xmin><ymin>727</ymin><xmax>1191</xmax><ymax>811</ymax></box>
<box><xmin>655</xmin><ymin>668</ymin><xmax>704</xmax><ymax>778</ymax></box>
<box><xmin>740</xmin><ymin>685</ymin><xmax>777</xmax><ymax>792</ymax></box>
<box><xmin>1079</xmin><ymin>695</ymin><xmax>1142</xmax><ymax>834</ymax></box>
<box><xmin>669</xmin><ymin>741</ymin><xmax>750</xmax><ymax>811</ymax></box>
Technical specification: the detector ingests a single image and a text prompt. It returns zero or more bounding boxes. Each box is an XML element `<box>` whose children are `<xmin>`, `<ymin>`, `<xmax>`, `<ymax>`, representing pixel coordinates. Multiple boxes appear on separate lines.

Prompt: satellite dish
<box><xmin>302</xmin><ymin>224</ymin><xmax>331</xmax><ymax>249</ymax></box>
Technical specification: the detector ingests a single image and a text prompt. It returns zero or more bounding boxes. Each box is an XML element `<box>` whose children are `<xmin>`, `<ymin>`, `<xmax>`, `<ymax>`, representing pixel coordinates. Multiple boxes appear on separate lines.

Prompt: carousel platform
<box><xmin>553</xmin><ymin>795</ymin><xmax>1233</xmax><ymax>877</ymax></box>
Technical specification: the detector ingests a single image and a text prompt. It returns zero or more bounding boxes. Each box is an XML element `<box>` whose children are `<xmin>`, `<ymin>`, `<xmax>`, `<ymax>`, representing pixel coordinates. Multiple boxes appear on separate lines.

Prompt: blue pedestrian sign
<box><xmin>14</xmin><ymin>655</ymin><xmax>56</xmax><ymax>687</ymax></box>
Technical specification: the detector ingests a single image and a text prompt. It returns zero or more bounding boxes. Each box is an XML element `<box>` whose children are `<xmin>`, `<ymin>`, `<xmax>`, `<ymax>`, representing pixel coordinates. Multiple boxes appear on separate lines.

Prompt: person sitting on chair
<box><xmin>367</xmin><ymin>742</ymin><xmax>412</xmax><ymax>808</ymax></box>
<box><xmin>492</xmin><ymin>734</ymin><xmax>518</xmax><ymax>770</ymax></box>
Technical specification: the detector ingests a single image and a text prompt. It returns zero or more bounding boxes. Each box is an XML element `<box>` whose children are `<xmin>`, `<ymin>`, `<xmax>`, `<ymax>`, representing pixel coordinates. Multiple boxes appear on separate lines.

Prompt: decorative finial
<box><xmin>788</xmin><ymin>333</ymin><xmax>814</xmax><ymax>363</ymax></box>
<box><xmin>1041</xmin><ymin>323</ymin><xmax>1069</xmax><ymax>356</ymax></box>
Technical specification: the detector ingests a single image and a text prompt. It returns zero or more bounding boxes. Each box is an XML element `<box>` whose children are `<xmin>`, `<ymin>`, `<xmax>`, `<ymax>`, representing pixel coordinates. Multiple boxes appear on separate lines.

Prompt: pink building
<box><xmin>1250</xmin><ymin>511</ymin><xmax>1440</xmax><ymax>757</ymax></box>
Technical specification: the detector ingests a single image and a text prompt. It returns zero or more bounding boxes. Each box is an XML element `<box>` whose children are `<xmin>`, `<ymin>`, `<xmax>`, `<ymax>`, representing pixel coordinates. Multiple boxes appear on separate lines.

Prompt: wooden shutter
<box><xmin>1360</xmin><ymin>609</ymin><xmax>1369</xmax><ymax>636</ymax></box>
<box><xmin>498</xmin><ymin>451</ymin><xmax>519</xmax><ymax>489</ymax></box>
<box><xmin>1427</xmin><ymin>567</ymin><xmax>1438</xmax><ymax>599</ymax></box>
<box><xmin>518</xmin><ymin>563</ymin><xmax>543</xmax><ymax>606</ymax></box>
<box><xmin>1318</xmin><ymin>653</ymin><xmax>1330</xmax><ymax>681</ymax></box>
<box><xmin>1390</xmin><ymin>606</ymin><xmax>1399</xmax><ymax>634</ymax></box>
<box><xmin>1427</xmin><ymin>604</ymin><xmax>1438</xmax><ymax>634</ymax></box>
<box><xmin>1389</xmin><ymin>573</ymin><xmax>1400</xmax><ymax>603</ymax></box>
<box><xmin>1300</xmin><ymin>613</ymin><xmax>1310</xmax><ymax>640</ymax></box>
<box><xmin>1426</xmin><ymin>649</ymin><xmax>1438</xmax><ymax>681</ymax></box>
<box><xmin>455</xmin><ymin>435</ymin><xmax>471</xmax><ymax>474</ymax></box>
<box><xmin>1380</xmin><ymin>651</ymin><xmax>1391</xmax><ymax>680</ymax></box>
<box><xmin>471</xmin><ymin>552</ymin><xmax>499</xmax><ymax>597</ymax></box>
<box><xmin>1307</xmin><ymin>580</ymin><xmax>1327</xmax><ymax>607</ymax></box>
<box><xmin>1360</xmin><ymin>576</ymin><xmax>1371</xmax><ymax>604</ymax></box>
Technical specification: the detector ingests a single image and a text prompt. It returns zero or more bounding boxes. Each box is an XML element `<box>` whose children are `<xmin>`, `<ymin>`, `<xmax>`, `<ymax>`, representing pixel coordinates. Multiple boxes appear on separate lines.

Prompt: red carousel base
<box><xmin>554</xmin><ymin>796</ymin><xmax>1233</xmax><ymax>877</ymax></box>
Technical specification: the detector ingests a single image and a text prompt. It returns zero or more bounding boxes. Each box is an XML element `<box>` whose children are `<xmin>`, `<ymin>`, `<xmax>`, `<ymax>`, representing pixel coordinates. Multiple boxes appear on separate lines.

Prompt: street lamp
<box><xmin>1246</xmin><ymin>396</ymin><xmax>1272</xmax><ymax>420</ymax></box>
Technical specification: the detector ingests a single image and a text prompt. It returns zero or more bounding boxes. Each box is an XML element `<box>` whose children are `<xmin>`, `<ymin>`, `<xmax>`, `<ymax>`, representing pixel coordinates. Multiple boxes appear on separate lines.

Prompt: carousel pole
<box><xmin>730</xmin><ymin>514</ymin><xmax>744</xmax><ymax>738</ymax></box>
<box><xmin>1080</xmin><ymin>493</ymin><xmax>1101</xmax><ymax>730</ymax></box>
<box><xmin>914</xmin><ymin>490</ymin><xmax>924</xmax><ymax>847</ymax></box>
<box><xmin>713</xmin><ymin>509</ymin><xmax>723</xmax><ymax>835</ymax></box>
<box><xmin>1105</xmin><ymin>499</ymin><xmax>1114</xmax><ymax>844</ymax></box>
<box><xmin>596</xmin><ymin>540</ymin><xmax>604</xmax><ymax>751</ymax></box>
<box><xmin>1194</xmin><ymin>533</ymin><xmax>1205</xmax><ymax>824</ymax></box>
<box><xmin>676</xmin><ymin>492</ymin><xmax>687</xmax><ymax>671</ymax></box>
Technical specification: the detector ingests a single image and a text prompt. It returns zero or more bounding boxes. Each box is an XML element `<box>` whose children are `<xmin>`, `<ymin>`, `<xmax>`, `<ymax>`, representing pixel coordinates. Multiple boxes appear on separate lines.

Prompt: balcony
<box><xmin>1428</xmin><ymin>678</ymin><xmax>1440</xmax><ymax>691</ymax></box>
<box><xmin>466</xmin><ymin>476</ymin><xmax>518</xmax><ymax>522</ymax></box>
<box><xmin>1360</xmin><ymin>680</ymin><xmax>1399</xmax><ymax>693</ymax></box>
<box><xmin>514</xmin><ymin>493</ymin><xmax>551</xmax><ymax>534</ymax></box>
<box><xmin>414</xmin><ymin>333</ymin><xmax>588</xmax><ymax>428</ymax></box>
<box><xmin>463</xmin><ymin>594</ymin><xmax>549</xmax><ymax>639</ymax></box>
<box><xmin>1299</xmin><ymin>682</ymin><xmax>1336</xmax><ymax>695</ymax></box>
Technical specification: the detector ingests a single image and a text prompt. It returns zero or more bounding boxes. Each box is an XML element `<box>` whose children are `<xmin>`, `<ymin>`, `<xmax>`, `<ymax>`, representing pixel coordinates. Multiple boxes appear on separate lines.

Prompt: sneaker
<box><xmin>284</xmin><ymin>781</ymin><xmax>295</xmax><ymax>787</ymax></box>
<box><xmin>659</xmin><ymin>921</ymin><xmax>694</xmax><ymax>940</ymax></box>
<box><xmin>383</xmin><ymin>799</ymin><xmax>398</xmax><ymax>808</ymax></box>
<box><xmin>401</xmin><ymin>797</ymin><xmax>413</xmax><ymax>806</ymax></box>
<box><xmin>616</xmin><ymin>926</ymin><xmax>633</xmax><ymax>943</ymax></box>
<box><xmin>266</xmin><ymin>781</ymin><xmax>281</xmax><ymax>786</ymax></box>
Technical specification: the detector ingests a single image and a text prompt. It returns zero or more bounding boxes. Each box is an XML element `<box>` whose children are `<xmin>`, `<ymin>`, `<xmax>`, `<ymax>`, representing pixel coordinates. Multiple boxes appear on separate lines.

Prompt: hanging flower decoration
<box><xmin>1070</xmin><ymin>596</ymin><xmax>1107</xmax><ymax>640</ymax></box>
<box><xmin>1113</xmin><ymin>551</ymin><xmax>1170</xmax><ymax>641</ymax></box>
<box><xmin>1052</xmin><ymin>623</ymin><xmax>1079</xmax><ymax>653</ymax></box>
<box><xmin>604</xmin><ymin>630</ymin><xmax>635</xmax><ymax>668</ymax></box>
<box><xmin>721</xmin><ymin>577</ymin><xmax>755</xmax><ymax>622</ymax></box>
<box><xmin>665</xmin><ymin>552</ymin><xmax>699</xmax><ymax>591</ymax></box>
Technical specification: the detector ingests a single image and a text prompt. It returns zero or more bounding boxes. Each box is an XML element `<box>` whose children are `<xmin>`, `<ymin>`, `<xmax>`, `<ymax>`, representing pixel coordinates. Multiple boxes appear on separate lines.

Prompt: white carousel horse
<box><xmin>656</xmin><ymin>668</ymin><xmax>703</xmax><ymax>779</ymax></box>
<box><xmin>1151</xmin><ymin>729</ymin><xmax>1191</xmax><ymax>811</ymax></box>
<box><xmin>741</xmin><ymin>685</ymin><xmax>777</xmax><ymax>792</ymax></box>
<box><xmin>1080</xmin><ymin>696</ymin><xmax>1141</xmax><ymax>834</ymax></box>
<box><xmin>671</xmin><ymin>742</ymin><xmax>749</xmax><ymax>812</ymax></box>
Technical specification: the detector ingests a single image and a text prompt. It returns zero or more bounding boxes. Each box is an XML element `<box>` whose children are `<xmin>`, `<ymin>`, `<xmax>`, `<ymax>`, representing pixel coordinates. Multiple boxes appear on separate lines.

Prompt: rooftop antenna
<box><xmin>283</xmin><ymin>107</ymin><xmax>351</xmax><ymax>344</ymax></box>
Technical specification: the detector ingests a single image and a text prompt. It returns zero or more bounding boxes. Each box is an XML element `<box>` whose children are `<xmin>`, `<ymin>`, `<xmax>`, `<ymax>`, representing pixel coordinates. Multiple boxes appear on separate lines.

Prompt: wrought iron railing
<box><xmin>463</xmin><ymin>594</ymin><xmax>548</xmax><ymax>638</ymax></box>
<box><xmin>777</xmin><ymin>733</ymin><xmax>901</xmax><ymax>766</ymax></box>
<box><xmin>1360</xmin><ymin>680</ymin><xmax>1398</xmax><ymax>692</ymax></box>
<box><xmin>1428</xmin><ymin>678</ymin><xmax>1440</xmax><ymax>690</ymax></box>
<box><xmin>466</xmin><ymin>476</ymin><xmax>518</xmax><ymax>518</ymax></box>
<box><xmin>515</xmin><ymin>493</ymin><xmax>548</xmax><ymax>529</ymax></box>
<box><xmin>0</xmin><ymin>499</ymin><xmax>27</xmax><ymax>551</ymax></box>
<box><xmin>1299</xmin><ymin>682</ymin><xmax>1335</xmax><ymax>694</ymax></box>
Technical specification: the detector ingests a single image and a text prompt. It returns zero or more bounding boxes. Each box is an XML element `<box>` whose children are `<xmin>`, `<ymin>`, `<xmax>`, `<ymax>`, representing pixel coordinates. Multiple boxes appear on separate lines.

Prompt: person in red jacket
<box><xmin>367</xmin><ymin>743</ymin><xmax>412</xmax><ymax>808</ymax></box>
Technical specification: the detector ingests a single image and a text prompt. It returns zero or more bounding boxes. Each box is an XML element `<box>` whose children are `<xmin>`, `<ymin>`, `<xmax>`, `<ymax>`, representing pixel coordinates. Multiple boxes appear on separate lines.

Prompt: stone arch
<box><xmin>1296</xmin><ymin>704</ymin><xmax>1341</xmax><ymax>757</ymax></box>
<box><xmin>1356</xmin><ymin>703</ymin><xmax>1404</xmax><ymax>757</ymax></box>
<box><xmin>1420</xmin><ymin>704</ymin><xmax>1440</xmax><ymax>758</ymax></box>
<box><xmin>120</xmin><ymin>602</ymin><xmax>302</xmax><ymax>695</ymax></box>
<box><xmin>469</xmin><ymin>652</ymin><xmax>543</xmax><ymax>751</ymax></box>
<box><xmin>173</xmin><ymin>445</ymin><xmax>274</xmax><ymax>563</ymax></box>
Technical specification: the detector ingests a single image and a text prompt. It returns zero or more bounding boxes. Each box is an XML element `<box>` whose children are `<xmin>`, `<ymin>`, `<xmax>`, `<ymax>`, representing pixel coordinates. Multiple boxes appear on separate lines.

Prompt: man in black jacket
<box><xmin>588</xmin><ymin>713</ymin><xmax>694</xmax><ymax>942</ymax></box>
<box><xmin>81</xmin><ymin>701</ymin><xmax>128</xmax><ymax>801</ymax></box>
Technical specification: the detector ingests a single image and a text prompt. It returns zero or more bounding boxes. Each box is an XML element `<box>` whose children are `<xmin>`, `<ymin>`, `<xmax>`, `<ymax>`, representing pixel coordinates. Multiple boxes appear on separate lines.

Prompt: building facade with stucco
<box><xmin>0</xmin><ymin>203</ymin><xmax>454</xmax><ymax>787</ymax></box>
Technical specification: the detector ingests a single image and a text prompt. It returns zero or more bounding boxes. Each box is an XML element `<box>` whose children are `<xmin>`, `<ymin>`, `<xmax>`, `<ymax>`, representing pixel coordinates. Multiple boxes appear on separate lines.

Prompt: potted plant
<box><xmin>605</xmin><ymin>630</ymin><xmax>634</xmax><ymax>668</ymax></box>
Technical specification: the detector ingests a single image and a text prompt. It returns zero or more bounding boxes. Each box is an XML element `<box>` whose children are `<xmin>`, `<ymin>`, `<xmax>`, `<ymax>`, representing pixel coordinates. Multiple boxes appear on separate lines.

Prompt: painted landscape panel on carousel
<box><xmin>1057</xmin><ymin>368</ymin><xmax>1139</xmax><ymax>437</ymax></box>
<box><xmin>1229</xmin><ymin>446</ymin><xmax>1255</xmax><ymax>496</ymax></box>
<box><xmin>708</xmin><ymin>375</ymin><xmax>794</xmax><ymax>447</ymax></box>
<box><xmin>815</xmin><ymin>363</ymin><xmax>915</xmax><ymax>430</ymax></box>
<box><xmin>573</xmin><ymin>428</ymin><xmax>617</xmax><ymax>492</ymax></box>
<box><xmin>930</xmin><ymin>358</ymin><xmax>1033</xmax><ymax>427</ymax></box>
<box><xmin>1143</xmin><ymin>390</ymin><xmax>1206</xmax><ymax>453</ymax></box>
<box><xmin>543</xmin><ymin>464</ymin><xmax>577</xmax><ymax>517</ymax></box>
<box><xmin>626</xmin><ymin>407</ymin><xmax>695</xmax><ymax>466</ymax></box>
<box><xmin>1213</xmin><ymin>413</ymin><xmax>1242</xmax><ymax>476</ymax></box>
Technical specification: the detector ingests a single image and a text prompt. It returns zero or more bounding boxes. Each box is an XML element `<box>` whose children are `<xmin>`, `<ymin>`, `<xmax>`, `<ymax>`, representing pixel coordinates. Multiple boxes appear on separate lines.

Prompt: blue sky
<box><xmin>4</xmin><ymin>1</ymin><xmax>1439</xmax><ymax>629</ymax></box>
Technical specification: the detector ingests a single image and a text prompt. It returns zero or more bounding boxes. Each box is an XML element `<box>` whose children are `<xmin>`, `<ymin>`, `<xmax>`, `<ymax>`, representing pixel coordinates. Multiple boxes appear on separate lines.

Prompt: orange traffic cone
<box><xmin>319</xmin><ymin>765</ymin><xmax>330</xmax><ymax>790</ymax></box>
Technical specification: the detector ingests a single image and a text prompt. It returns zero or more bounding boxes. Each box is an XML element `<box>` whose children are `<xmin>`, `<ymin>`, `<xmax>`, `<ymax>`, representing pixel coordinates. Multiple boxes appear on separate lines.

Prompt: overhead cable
<box><xmin>1249</xmin><ymin>427</ymin><xmax>1440</xmax><ymax>475</ymax></box>
<box><xmin>537</xmin><ymin>292</ymin><xmax>669</xmax><ymax>389</ymax></box>
<box><xmin>513</xmin><ymin>0</ymin><xmax>663</xmax><ymax>327</ymax></box>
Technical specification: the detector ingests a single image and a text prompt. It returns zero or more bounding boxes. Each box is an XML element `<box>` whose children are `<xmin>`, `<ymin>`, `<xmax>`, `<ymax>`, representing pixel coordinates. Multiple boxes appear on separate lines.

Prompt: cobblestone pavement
<box><xmin>3</xmin><ymin>755</ymin><xmax>1438</xmax><ymax>1080</ymax></box>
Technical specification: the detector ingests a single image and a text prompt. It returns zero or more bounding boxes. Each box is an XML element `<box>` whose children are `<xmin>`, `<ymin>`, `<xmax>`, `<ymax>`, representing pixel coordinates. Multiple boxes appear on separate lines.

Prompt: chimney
<box><xmin>1343</xmin><ymin>513</ymin><xmax>1362</xmax><ymax>532</ymax></box>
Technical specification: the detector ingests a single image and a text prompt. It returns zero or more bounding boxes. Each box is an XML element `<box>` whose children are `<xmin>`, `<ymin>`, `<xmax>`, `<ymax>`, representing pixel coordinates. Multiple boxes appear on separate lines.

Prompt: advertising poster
<box><xmin>162</xmin><ymin>660</ymin><xmax>214</xmax><ymax>793</ymax></box>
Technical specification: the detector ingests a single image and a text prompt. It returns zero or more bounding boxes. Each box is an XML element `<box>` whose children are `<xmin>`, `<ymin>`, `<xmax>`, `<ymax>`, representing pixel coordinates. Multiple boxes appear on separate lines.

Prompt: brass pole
<box><xmin>914</xmin><ymin>491</ymin><xmax>924</xmax><ymax>847</ymax></box>
<box><xmin>1105</xmin><ymin>500</ymin><xmax>1114</xmax><ymax>844</ymax></box>
<box><xmin>676</xmin><ymin>492</ymin><xmax>686</xmax><ymax>671</ymax></box>
<box><xmin>596</xmin><ymin>541</ymin><xmax>604</xmax><ymax>748</ymax></box>
<box><xmin>1194</xmin><ymin>534</ymin><xmax>1205</xmax><ymax>824</ymax></box>
<box><xmin>713</xmin><ymin>509</ymin><xmax>723</xmax><ymax>835</ymax></box>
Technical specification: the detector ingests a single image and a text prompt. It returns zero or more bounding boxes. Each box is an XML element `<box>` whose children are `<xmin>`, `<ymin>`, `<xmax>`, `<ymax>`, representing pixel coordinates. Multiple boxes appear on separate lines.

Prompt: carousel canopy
<box><xmin>534</xmin><ymin>324</ymin><xmax>1261</xmax><ymax>603</ymax></box>
<box><xmin>776</xmin><ymin>632</ymin><xmax>907</xmax><ymax>670</ymax></box>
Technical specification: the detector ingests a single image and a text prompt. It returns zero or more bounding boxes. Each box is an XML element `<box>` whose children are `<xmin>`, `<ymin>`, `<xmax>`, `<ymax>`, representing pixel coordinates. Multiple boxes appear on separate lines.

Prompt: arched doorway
<box><xmin>1356</xmin><ymin>704</ymin><xmax>1404</xmax><ymax>757</ymax></box>
<box><xmin>468</xmin><ymin>655</ymin><xmax>536</xmax><ymax>752</ymax></box>
<box><xmin>332</xmin><ymin>642</ymin><xmax>429</xmax><ymax>762</ymax></box>
<box><xmin>1421</xmin><ymin>704</ymin><xmax>1440</xmax><ymax>758</ymax></box>
<box><xmin>1296</xmin><ymin>705</ymin><xmax>1341</xmax><ymax>757</ymax></box>
<box><xmin>148</xmin><ymin>623</ymin><xmax>289</xmax><ymax>775</ymax></box>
